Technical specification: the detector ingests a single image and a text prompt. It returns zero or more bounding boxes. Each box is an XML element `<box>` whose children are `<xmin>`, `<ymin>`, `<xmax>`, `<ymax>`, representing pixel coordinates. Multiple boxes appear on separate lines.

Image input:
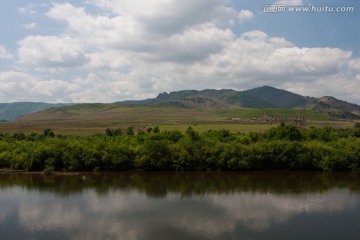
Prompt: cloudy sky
<box><xmin>0</xmin><ymin>0</ymin><xmax>359</xmax><ymax>103</ymax></box>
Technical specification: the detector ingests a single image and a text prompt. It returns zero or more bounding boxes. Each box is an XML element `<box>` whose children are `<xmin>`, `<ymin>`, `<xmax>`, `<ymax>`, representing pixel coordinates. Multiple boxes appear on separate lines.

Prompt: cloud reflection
<box><xmin>209</xmin><ymin>190</ymin><xmax>360</xmax><ymax>231</ymax></box>
<box><xmin>1</xmin><ymin>187</ymin><xmax>359</xmax><ymax>240</ymax></box>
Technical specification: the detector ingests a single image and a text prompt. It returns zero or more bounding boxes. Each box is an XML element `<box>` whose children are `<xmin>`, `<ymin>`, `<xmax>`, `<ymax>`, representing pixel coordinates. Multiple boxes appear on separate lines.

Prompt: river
<box><xmin>1</xmin><ymin>171</ymin><xmax>360</xmax><ymax>240</ymax></box>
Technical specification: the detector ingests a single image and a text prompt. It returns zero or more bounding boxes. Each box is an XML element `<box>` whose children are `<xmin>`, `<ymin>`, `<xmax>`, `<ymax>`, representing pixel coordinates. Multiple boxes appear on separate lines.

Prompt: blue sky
<box><xmin>0</xmin><ymin>0</ymin><xmax>359</xmax><ymax>103</ymax></box>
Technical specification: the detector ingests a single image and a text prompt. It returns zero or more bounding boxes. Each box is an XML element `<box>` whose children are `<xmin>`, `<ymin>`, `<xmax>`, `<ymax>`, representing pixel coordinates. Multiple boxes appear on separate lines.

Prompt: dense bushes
<box><xmin>0</xmin><ymin>124</ymin><xmax>360</xmax><ymax>172</ymax></box>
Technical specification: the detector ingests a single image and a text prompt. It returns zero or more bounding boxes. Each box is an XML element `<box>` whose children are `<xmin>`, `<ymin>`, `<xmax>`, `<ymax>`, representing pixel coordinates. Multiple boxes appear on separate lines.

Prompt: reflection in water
<box><xmin>209</xmin><ymin>190</ymin><xmax>358</xmax><ymax>231</ymax></box>
<box><xmin>0</xmin><ymin>172</ymin><xmax>360</xmax><ymax>240</ymax></box>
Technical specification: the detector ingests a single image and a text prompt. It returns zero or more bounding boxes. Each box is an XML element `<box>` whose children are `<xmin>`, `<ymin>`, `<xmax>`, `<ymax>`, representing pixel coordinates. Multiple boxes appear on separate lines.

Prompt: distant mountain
<box><xmin>3</xmin><ymin>86</ymin><xmax>360</xmax><ymax>122</ymax></box>
<box><xmin>115</xmin><ymin>86</ymin><xmax>360</xmax><ymax>119</ymax></box>
<box><xmin>242</xmin><ymin>86</ymin><xmax>311</xmax><ymax>108</ymax></box>
<box><xmin>0</xmin><ymin>102</ymin><xmax>70</xmax><ymax>121</ymax></box>
<box><xmin>151</xmin><ymin>89</ymin><xmax>243</xmax><ymax>109</ymax></box>
<box><xmin>117</xmin><ymin>86</ymin><xmax>309</xmax><ymax>109</ymax></box>
<box><xmin>303</xmin><ymin>96</ymin><xmax>360</xmax><ymax>120</ymax></box>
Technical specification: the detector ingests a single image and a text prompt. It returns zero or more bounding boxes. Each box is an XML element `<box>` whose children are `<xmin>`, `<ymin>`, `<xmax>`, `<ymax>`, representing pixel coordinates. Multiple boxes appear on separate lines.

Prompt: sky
<box><xmin>0</xmin><ymin>0</ymin><xmax>359</xmax><ymax>103</ymax></box>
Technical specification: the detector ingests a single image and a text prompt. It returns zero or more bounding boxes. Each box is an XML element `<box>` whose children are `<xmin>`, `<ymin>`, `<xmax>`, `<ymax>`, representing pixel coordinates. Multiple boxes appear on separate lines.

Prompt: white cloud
<box><xmin>85</xmin><ymin>0</ymin><xmax>236</xmax><ymax>35</ymax></box>
<box><xmin>349</xmin><ymin>58</ymin><xmax>360</xmax><ymax>70</ymax></box>
<box><xmin>0</xmin><ymin>71</ymin><xmax>73</xmax><ymax>102</ymax></box>
<box><xmin>18</xmin><ymin>3</ymin><xmax>49</xmax><ymax>14</ymax></box>
<box><xmin>23</xmin><ymin>22</ymin><xmax>37</xmax><ymax>29</ymax></box>
<box><xmin>238</xmin><ymin>10</ymin><xmax>254</xmax><ymax>23</ymax></box>
<box><xmin>17</xmin><ymin>35</ymin><xmax>88</xmax><ymax>70</ymax></box>
<box><xmin>19</xmin><ymin>7</ymin><xmax>37</xmax><ymax>14</ymax></box>
<box><xmin>3</xmin><ymin>1</ymin><xmax>358</xmax><ymax>104</ymax></box>
<box><xmin>150</xmin><ymin>23</ymin><xmax>235</xmax><ymax>63</ymax></box>
<box><xmin>282</xmin><ymin>73</ymin><xmax>360</xmax><ymax>103</ymax></box>
<box><xmin>0</xmin><ymin>71</ymin><xmax>150</xmax><ymax>103</ymax></box>
<box><xmin>192</xmin><ymin>30</ymin><xmax>351</xmax><ymax>85</ymax></box>
<box><xmin>0</xmin><ymin>45</ymin><xmax>13</xmax><ymax>59</ymax></box>
<box><xmin>45</xmin><ymin>2</ymin><xmax>235</xmax><ymax>63</ymax></box>
<box><xmin>46</xmin><ymin>3</ymin><xmax>143</xmax><ymax>54</ymax></box>
<box><xmin>276</xmin><ymin>0</ymin><xmax>303</xmax><ymax>6</ymax></box>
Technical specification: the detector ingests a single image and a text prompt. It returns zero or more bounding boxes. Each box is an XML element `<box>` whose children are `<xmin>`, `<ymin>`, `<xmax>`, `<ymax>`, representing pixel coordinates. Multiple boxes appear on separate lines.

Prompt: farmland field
<box><xmin>0</xmin><ymin>104</ymin><xmax>355</xmax><ymax>135</ymax></box>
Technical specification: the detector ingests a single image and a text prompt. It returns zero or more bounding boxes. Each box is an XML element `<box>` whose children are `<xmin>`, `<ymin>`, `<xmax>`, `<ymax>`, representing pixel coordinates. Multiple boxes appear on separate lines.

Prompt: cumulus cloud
<box><xmin>0</xmin><ymin>71</ymin><xmax>73</xmax><ymax>102</ymax></box>
<box><xmin>282</xmin><ymin>73</ymin><xmax>360</xmax><ymax>103</ymax></box>
<box><xmin>186</xmin><ymin>31</ymin><xmax>352</xmax><ymax>88</ymax></box>
<box><xmin>349</xmin><ymin>58</ymin><xmax>360</xmax><ymax>70</ymax></box>
<box><xmin>17</xmin><ymin>35</ymin><xmax>88</xmax><ymax>69</ymax></box>
<box><xmin>0</xmin><ymin>70</ymin><xmax>149</xmax><ymax>103</ymax></box>
<box><xmin>150</xmin><ymin>24</ymin><xmax>235</xmax><ymax>63</ymax></box>
<box><xmin>3</xmin><ymin>0</ymin><xmax>357</xmax><ymax>103</ymax></box>
<box><xmin>85</xmin><ymin>0</ymin><xmax>236</xmax><ymax>35</ymax></box>
<box><xmin>238</xmin><ymin>10</ymin><xmax>254</xmax><ymax>23</ymax></box>
<box><xmin>45</xmin><ymin>2</ymin><xmax>235</xmax><ymax>64</ymax></box>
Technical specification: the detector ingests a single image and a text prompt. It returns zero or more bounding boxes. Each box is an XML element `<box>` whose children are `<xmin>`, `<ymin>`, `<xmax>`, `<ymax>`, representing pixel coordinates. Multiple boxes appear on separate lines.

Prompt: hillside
<box><xmin>117</xmin><ymin>86</ymin><xmax>309</xmax><ymax>109</ymax></box>
<box><xmin>5</xmin><ymin>103</ymin><xmax>336</xmax><ymax>135</ymax></box>
<box><xmin>303</xmin><ymin>96</ymin><xmax>360</xmax><ymax>120</ymax></box>
<box><xmin>2</xmin><ymin>86</ymin><xmax>360</xmax><ymax>129</ymax></box>
<box><xmin>242</xmin><ymin>86</ymin><xmax>310</xmax><ymax>108</ymax></box>
<box><xmin>0</xmin><ymin>102</ymin><xmax>69</xmax><ymax>121</ymax></box>
<box><xmin>117</xmin><ymin>86</ymin><xmax>360</xmax><ymax>119</ymax></box>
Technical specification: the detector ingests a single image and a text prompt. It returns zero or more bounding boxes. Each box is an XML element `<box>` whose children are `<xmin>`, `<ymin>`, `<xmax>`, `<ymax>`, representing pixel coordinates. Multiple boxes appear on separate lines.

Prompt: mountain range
<box><xmin>1</xmin><ymin>86</ymin><xmax>360</xmax><ymax>121</ymax></box>
<box><xmin>121</xmin><ymin>86</ymin><xmax>310</xmax><ymax>109</ymax></box>
<box><xmin>117</xmin><ymin>86</ymin><xmax>360</xmax><ymax>120</ymax></box>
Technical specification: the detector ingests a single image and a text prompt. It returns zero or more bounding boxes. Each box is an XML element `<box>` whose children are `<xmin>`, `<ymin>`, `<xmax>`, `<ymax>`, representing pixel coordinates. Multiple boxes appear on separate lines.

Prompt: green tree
<box><xmin>153</xmin><ymin>126</ymin><xmax>160</xmax><ymax>133</ymax></box>
<box><xmin>44</xmin><ymin>129</ymin><xmax>55</xmax><ymax>138</ymax></box>
<box><xmin>126</xmin><ymin>126</ymin><xmax>135</xmax><ymax>136</ymax></box>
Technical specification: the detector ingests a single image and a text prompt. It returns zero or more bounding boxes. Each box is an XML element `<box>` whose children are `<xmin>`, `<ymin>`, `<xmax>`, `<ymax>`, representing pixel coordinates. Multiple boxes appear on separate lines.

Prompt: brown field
<box><xmin>0</xmin><ymin>104</ymin><xmax>355</xmax><ymax>135</ymax></box>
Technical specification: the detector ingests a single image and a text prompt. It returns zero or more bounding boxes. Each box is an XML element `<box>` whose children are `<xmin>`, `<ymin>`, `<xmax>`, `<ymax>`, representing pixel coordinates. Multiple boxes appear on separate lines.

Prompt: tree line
<box><xmin>0</xmin><ymin>124</ymin><xmax>360</xmax><ymax>172</ymax></box>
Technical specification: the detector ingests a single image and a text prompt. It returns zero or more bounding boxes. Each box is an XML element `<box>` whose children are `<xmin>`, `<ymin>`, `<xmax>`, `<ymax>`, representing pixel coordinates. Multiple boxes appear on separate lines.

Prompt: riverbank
<box><xmin>1</xmin><ymin>125</ymin><xmax>360</xmax><ymax>172</ymax></box>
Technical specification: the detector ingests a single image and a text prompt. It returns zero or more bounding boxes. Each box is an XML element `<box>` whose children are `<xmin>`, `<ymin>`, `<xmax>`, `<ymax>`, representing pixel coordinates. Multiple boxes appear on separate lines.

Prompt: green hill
<box><xmin>118</xmin><ymin>86</ymin><xmax>309</xmax><ymax>109</ymax></box>
<box><xmin>242</xmin><ymin>86</ymin><xmax>310</xmax><ymax>108</ymax></box>
<box><xmin>304</xmin><ymin>96</ymin><xmax>360</xmax><ymax>120</ymax></box>
<box><xmin>116</xmin><ymin>86</ymin><xmax>359</xmax><ymax>120</ymax></box>
<box><xmin>2</xmin><ymin>86</ymin><xmax>360</xmax><ymax>135</ymax></box>
<box><xmin>5</xmin><ymin>103</ymin><xmax>335</xmax><ymax>135</ymax></box>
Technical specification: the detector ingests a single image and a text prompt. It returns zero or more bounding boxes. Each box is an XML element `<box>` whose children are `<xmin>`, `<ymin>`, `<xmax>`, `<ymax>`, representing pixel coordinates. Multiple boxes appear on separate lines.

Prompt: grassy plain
<box><xmin>215</xmin><ymin>108</ymin><xmax>331</xmax><ymax>121</ymax></box>
<box><xmin>0</xmin><ymin>104</ymin><xmax>355</xmax><ymax>135</ymax></box>
<box><xmin>158</xmin><ymin>123</ymin><xmax>276</xmax><ymax>133</ymax></box>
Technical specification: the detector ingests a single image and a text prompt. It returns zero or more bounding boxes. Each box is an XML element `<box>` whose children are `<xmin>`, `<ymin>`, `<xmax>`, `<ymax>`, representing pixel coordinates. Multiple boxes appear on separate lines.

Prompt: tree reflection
<box><xmin>0</xmin><ymin>171</ymin><xmax>359</xmax><ymax>198</ymax></box>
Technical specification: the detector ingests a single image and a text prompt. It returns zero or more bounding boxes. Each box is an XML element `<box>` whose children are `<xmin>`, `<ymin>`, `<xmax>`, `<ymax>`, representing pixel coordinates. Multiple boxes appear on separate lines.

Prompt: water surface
<box><xmin>1</xmin><ymin>171</ymin><xmax>360</xmax><ymax>240</ymax></box>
